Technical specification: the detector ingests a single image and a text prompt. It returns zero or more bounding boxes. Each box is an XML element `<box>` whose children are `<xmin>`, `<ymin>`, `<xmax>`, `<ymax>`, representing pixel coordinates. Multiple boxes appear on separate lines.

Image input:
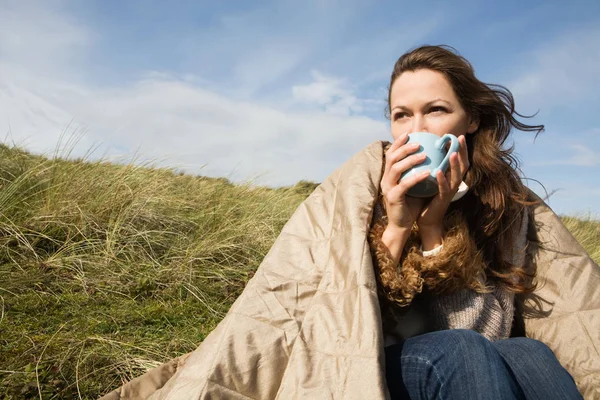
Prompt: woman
<box><xmin>103</xmin><ymin>45</ymin><xmax>598</xmax><ymax>400</ymax></box>
<box><xmin>367</xmin><ymin>45</ymin><xmax>583</xmax><ymax>399</ymax></box>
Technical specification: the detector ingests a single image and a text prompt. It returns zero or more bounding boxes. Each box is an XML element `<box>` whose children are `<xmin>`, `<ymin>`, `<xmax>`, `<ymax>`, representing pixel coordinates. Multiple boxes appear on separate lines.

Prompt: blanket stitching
<box><xmin>257</xmin><ymin>268</ymin><xmax>320</xmax><ymax>290</ymax></box>
<box><xmin>195</xmin><ymin>314</ymin><xmax>234</xmax><ymax>398</ymax></box>
<box><xmin>526</xmin><ymin>308</ymin><xmax>600</xmax><ymax>320</ymax></box>
<box><xmin>276</xmin><ymin>143</ymin><xmax>384</xmax><ymax>398</ymax></box>
<box><xmin>205</xmin><ymin>378</ymin><xmax>258</xmax><ymax>400</ymax></box>
<box><xmin>229</xmin><ymin>310</ymin><xmax>293</xmax><ymax>333</ymax></box>
<box><xmin>293</xmin><ymin>338</ymin><xmax>380</xmax><ymax>360</ymax></box>
<box><xmin>576</xmin><ymin>313</ymin><xmax>600</xmax><ymax>359</ymax></box>
<box><xmin>274</xmin><ymin>166</ymin><xmax>344</xmax><ymax>398</ymax></box>
<box><xmin>253</xmin><ymin>268</ymin><xmax>378</xmax><ymax>294</ymax></box>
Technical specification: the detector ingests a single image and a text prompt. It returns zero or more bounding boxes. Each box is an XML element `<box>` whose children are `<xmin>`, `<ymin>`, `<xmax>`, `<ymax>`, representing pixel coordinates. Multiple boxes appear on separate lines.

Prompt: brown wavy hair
<box><xmin>377</xmin><ymin>45</ymin><xmax>544</xmax><ymax>306</ymax></box>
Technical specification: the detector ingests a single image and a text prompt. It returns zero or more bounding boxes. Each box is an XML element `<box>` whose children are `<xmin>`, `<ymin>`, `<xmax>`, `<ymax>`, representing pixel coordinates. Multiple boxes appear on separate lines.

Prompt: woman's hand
<box><xmin>416</xmin><ymin>134</ymin><xmax>470</xmax><ymax>249</ymax></box>
<box><xmin>381</xmin><ymin>133</ymin><xmax>433</xmax><ymax>232</ymax></box>
<box><xmin>380</xmin><ymin>133</ymin><xmax>433</xmax><ymax>263</ymax></box>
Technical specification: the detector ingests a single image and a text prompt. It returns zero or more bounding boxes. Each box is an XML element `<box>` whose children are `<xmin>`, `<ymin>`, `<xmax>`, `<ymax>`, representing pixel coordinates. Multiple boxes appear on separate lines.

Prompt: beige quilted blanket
<box><xmin>101</xmin><ymin>141</ymin><xmax>600</xmax><ymax>399</ymax></box>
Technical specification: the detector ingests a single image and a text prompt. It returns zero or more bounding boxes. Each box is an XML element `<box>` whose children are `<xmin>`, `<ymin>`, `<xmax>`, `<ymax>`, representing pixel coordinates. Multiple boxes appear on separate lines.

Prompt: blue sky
<box><xmin>1</xmin><ymin>0</ymin><xmax>599</xmax><ymax>216</ymax></box>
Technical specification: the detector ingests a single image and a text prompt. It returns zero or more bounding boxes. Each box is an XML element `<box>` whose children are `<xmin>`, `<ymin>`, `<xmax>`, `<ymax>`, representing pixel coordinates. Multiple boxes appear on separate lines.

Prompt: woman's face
<box><xmin>389</xmin><ymin>69</ymin><xmax>479</xmax><ymax>140</ymax></box>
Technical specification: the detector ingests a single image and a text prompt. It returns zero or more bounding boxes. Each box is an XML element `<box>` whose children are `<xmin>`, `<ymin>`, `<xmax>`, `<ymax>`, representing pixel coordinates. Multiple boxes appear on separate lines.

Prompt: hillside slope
<box><xmin>0</xmin><ymin>144</ymin><xmax>596</xmax><ymax>398</ymax></box>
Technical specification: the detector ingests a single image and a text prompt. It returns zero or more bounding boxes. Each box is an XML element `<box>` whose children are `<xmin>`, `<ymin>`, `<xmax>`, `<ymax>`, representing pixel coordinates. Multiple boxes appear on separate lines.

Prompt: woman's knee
<box><xmin>506</xmin><ymin>337</ymin><xmax>553</xmax><ymax>354</ymax></box>
<box><xmin>494</xmin><ymin>336</ymin><xmax>561</xmax><ymax>366</ymax></box>
<box><xmin>387</xmin><ymin>329</ymin><xmax>508</xmax><ymax>398</ymax></box>
<box><xmin>401</xmin><ymin>329</ymin><xmax>493</xmax><ymax>366</ymax></box>
<box><xmin>407</xmin><ymin>329</ymin><xmax>489</xmax><ymax>351</ymax></box>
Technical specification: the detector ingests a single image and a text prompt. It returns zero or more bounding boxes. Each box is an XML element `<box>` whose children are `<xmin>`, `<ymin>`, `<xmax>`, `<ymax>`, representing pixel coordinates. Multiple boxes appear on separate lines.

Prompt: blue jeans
<box><xmin>384</xmin><ymin>329</ymin><xmax>582</xmax><ymax>400</ymax></box>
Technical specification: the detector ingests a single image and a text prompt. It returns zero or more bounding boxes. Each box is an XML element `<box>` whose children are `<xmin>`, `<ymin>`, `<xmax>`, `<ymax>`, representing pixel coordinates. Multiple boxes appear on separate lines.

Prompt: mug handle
<box><xmin>434</xmin><ymin>134</ymin><xmax>460</xmax><ymax>175</ymax></box>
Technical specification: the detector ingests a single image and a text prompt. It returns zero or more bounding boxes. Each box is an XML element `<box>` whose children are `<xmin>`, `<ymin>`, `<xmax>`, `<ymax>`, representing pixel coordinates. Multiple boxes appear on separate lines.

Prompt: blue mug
<box><xmin>399</xmin><ymin>132</ymin><xmax>460</xmax><ymax>198</ymax></box>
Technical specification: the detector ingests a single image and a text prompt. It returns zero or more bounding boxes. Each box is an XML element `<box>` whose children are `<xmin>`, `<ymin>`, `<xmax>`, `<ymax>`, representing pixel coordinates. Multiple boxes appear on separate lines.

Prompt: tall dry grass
<box><xmin>0</xmin><ymin>143</ymin><xmax>597</xmax><ymax>398</ymax></box>
<box><xmin>561</xmin><ymin>216</ymin><xmax>600</xmax><ymax>263</ymax></box>
<box><xmin>0</xmin><ymin>143</ymin><xmax>313</xmax><ymax>398</ymax></box>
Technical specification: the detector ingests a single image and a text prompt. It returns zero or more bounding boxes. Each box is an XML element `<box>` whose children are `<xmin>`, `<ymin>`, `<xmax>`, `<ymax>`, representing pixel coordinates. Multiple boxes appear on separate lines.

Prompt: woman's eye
<box><xmin>393</xmin><ymin>112</ymin><xmax>407</xmax><ymax>120</ymax></box>
<box><xmin>429</xmin><ymin>106</ymin><xmax>446</xmax><ymax>113</ymax></box>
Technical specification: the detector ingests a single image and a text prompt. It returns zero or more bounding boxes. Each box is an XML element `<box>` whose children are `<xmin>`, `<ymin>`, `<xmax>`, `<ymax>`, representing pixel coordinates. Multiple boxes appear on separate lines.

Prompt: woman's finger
<box><xmin>385</xmin><ymin>133</ymin><xmax>409</xmax><ymax>168</ymax></box>
<box><xmin>387</xmin><ymin>132</ymin><xmax>409</xmax><ymax>154</ymax></box>
<box><xmin>441</xmin><ymin>153</ymin><xmax>461</xmax><ymax>197</ymax></box>
<box><xmin>382</xmin><ymin>134</ymin><xmax>410</xmax><ymax>195</ymax></box>
<box><xmin>388</xmin><ymin>169</ymin><xmax>431</xmax><ymax>201</ymax></box>
<box><xmin>388</xmin><ymin>152</ymin><xmax>427</xmax><ymax>183</ymax></box>
<box><xmin>449</xmin><ymin>152</ymin><xmax>462</xmax><ymax>190</ymax></box>
<box><xmin>384</xmin><ymin>134</ymin><xmax>409</xmax><ymax>184</ymax></box>
<box><xmin>387</xmin><ymin>140</ymin><xmax>421</xmax><ymax>167</ymax></box>
<box><xmin>419</xmin><ymin>171</ymin><xmax>447</xmax><ymax>222</ymax></box>
<box><xmin>436</xmin><ymin>169</ymin><xmax>451</xmax><ymax>201</ymax></box>
<box><xmin>458</xmin><ymin>135</ymin><xmax>470</xmax><ymax>175</ymax></box>
<box><xmin>383</xmin><ymin>144</ymin><xmax>423</xmax><ymax>188</ymax></box>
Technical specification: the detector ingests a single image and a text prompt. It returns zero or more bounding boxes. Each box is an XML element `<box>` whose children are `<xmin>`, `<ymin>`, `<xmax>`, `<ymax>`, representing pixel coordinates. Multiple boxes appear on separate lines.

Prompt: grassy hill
<box><xmin>0</xmin><ymin>144</ymin><xmax>598</xmax><ymax>398</ymax></box>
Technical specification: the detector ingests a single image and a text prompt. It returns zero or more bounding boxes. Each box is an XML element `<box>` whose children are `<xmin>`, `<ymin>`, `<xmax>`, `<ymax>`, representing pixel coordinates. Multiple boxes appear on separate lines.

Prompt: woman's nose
<box><xmin>409</xmin><ymin>115</ymin><xmax>427</xmax><ymax>133</ymax></box>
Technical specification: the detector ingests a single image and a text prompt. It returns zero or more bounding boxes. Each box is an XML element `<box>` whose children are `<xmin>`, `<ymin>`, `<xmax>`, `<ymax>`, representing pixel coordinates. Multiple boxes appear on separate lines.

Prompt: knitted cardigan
<box><xmin>367</xmin><ymin>192</ymin><xmax>529</xmax><ymax>345</ymax></box>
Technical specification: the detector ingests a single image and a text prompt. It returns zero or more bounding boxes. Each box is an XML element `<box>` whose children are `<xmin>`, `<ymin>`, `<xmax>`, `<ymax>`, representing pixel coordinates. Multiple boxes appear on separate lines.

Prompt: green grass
<box><xmin>561</xmin><ymin>215</ymin><xmax>600</xmax><ymax>263</ymax></box>
<box><xmin>0</xmin><ymin>143</ymin><xmax>598</xmax><ymax>398</ymax></box>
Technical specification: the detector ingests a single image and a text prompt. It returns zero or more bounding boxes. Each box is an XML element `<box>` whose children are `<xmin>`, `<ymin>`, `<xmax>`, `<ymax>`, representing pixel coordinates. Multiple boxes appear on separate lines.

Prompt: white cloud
<box><xmin>174</xmin><ymin>1</ymin><xmax>368</xmax><ymax>99</ymax></box>
<box><xmin>0</xmin><ymin>0</ymin><xmax>93</xmax><ymax>79</ymax></box>
<box><xmin>0</xmin><ymin>68</ymin><xmax>388</xmax><ymax>186</ymax></box>
<box><xmin>232</xmin><ymin>44</ymin><xmax>305</xmax><ymax>97</ymax></box>
<box><xmin>509</xmin><ymin>24</ymin><xmax>600</xmax><ymax>111</ymax></box>
<box><xmin>531</xmin><ymin>144</ymin><xmax>599</xmax><ymax>167</ymax></box>
<box><xmin>0</xmin><ymin>1</ymin><xmax>390</xmax><ymax>187</ymax></box>
<box><xmin>319</xmin><ymin>15</ymin><xmax>446</xmax><ymax>88</ymax></box>
<box><xmin>292</xmin><ymin>71</ymin><xmax>367</xmax><ymax>116</ymax></box>
<box><xmin>537</xmin><ymin>186</ymin><xmax>600</xmax><ymax>218</ymax></box>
